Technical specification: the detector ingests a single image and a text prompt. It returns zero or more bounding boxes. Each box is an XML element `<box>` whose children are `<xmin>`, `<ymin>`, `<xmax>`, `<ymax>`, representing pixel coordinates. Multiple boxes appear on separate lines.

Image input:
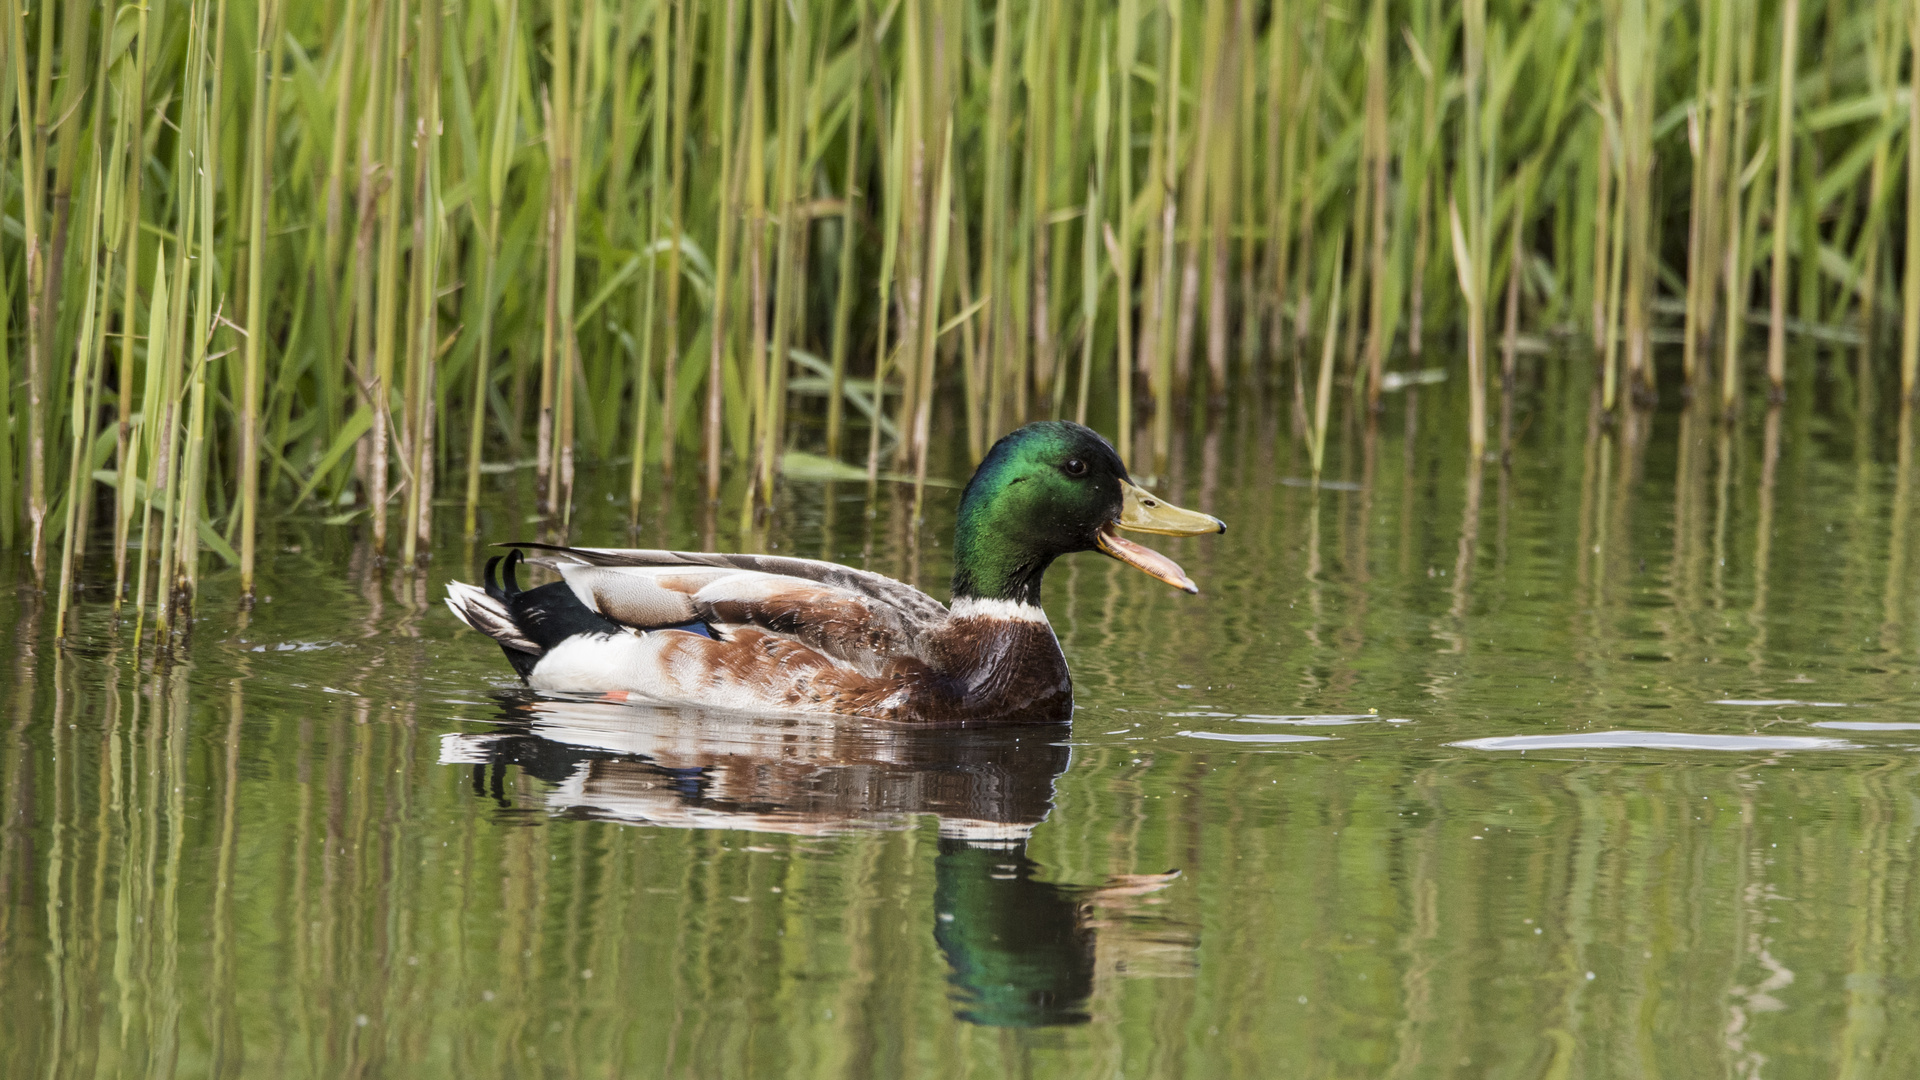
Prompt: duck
<box><xmin>443</xmin><ymin>421</ymin><xmax>1224</xmax><ymax>724</ymax></box>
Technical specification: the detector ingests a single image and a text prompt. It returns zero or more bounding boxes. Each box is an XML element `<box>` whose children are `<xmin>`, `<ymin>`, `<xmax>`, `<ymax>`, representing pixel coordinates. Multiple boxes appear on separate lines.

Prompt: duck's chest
<box><xmin>907</xmin><ymin>616</ymin><xmax>1073</xmax><ymax>724</ymax></box>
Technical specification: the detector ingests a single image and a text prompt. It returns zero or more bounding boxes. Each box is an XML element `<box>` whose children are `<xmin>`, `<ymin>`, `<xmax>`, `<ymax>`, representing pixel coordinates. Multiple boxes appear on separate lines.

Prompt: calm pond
<box><xmin>4</xmin><ymin>362</ymin><xmax>1918</xmax><ymax>1077</ymax></box>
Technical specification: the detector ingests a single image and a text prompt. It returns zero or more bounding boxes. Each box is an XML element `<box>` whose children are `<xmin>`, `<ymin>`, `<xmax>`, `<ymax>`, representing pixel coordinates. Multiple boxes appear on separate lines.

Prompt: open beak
<box><xmin>1094</xmin><ymin>480</ymin><xmax>1227</xmax><ymax>594</ymax></box>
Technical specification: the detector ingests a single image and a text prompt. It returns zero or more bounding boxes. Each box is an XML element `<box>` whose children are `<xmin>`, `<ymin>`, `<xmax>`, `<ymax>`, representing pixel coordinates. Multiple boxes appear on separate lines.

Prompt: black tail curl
<box><xmin>484</xmin><ymin>548</ymin><xmax>526</xmax><ymax>605</ymax></box>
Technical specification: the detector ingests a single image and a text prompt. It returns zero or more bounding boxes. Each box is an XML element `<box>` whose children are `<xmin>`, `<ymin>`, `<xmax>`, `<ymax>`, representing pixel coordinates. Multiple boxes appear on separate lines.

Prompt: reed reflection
<box><xmin>440</xmin><ymin>693</ymin><xmax>1181</xmax><ymax>1028</ymax></box>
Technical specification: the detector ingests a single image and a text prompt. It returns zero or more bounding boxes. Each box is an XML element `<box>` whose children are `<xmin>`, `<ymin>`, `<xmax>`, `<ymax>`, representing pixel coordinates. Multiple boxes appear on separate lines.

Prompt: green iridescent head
<box><xmin>950</xmin><ymin>422</ymin><xmax>1225</xmax><ymax>606</ymax></box>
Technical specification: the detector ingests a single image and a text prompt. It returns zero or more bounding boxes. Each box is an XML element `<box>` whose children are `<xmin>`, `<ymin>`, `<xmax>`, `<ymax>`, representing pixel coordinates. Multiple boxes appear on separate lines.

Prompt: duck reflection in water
<box><xmin>440</xmin><ymin>692</ymin><xmax>1191</xmax><ymax>1027</ymax></box>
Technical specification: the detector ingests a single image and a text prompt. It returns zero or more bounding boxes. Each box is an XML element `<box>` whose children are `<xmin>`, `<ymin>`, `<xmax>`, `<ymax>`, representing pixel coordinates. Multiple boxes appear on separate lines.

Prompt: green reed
<box><xmin>5</xmin><ymin>0</ymin><xmax>1920</xmax><ymax>630</ymax></box>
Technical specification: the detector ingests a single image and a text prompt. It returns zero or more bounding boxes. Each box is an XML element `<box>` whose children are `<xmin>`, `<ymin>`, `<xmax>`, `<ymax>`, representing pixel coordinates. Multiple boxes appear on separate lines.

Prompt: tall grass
<box><xmin>5</xmin><ymin>0</ymin><xmax>1920</xmax><ymax>629</ymax></box>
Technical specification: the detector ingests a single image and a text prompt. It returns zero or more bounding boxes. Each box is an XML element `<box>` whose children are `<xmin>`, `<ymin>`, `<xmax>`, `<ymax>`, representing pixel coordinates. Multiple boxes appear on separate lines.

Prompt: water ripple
<box><xmin>1177</xmin><ymin>730</ymin><xmax>1335</xmax><ymax>744</ymax></box>
<box><xmin>1451</xmin><ymin>731</ymin><xmax>1858</xmax><ymax>752</ymax></box>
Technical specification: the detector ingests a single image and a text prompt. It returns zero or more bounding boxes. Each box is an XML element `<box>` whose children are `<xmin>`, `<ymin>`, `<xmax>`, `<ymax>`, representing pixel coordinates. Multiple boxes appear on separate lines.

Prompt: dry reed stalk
<box><xmin>1261</xmin><ymin>0</ymin><xmax>1293</xmax><ymax>366</ymax></box>
<box><xmin>1500</xmin><ymin>181</ymin><xmax>1527</xmax><ymax>400</ymax></box>
<box><xmin>351</xmin><ymin>0</ymin><xmax>388</xmax><ymax>532</ymax></box>
<box><xmin>150</xmin><ymin>202</ymin><xmax>191</xmax><ymax>637</ymax></box>
<box><xmin>239</xmin><ymin>0</ymin><xmax>282</xmax><ymax>594</ymax></box>
<box><xmin>8</xmin><ymin>0</ymin><xmax>48</xmax><ymax>581</ymax></box>
<box><xmin>1361</xmin><ymin>0</ymin><xmax>1390</xmax><ymax>408</ymax></box>
<box><xmin>1231</xmin><ymin>0</ymin><xmax>1260</xmax><ymax>386</ymax></box>
<box><xmin>742</xmin><ymin>0</ymin><xmax>769</xmax><ymax>503</ymax></box>
<box><xmin>467</xmin><ymin>0</ymin><xmax>520</xmax><ymax>538</ymax></box>
<box><xmin>41</xmin><ymin>0</ymin><xmax>91</xmax><ymax>384</ymax></box>
<box><xmin>60</xmin><ymin>8</ymin><xmax>120</xmax><ymax>576</ymax></box>
<box><xmin>55</xmin><ymin>95</ymin><xmax>111</xmax><ymax>641</ymax></box>
<box><xmin>1591</xmin><ymin>103</ymin><xmax>1612</xmax><ymax>350</ymax></box>
<box><xmin>660</xmin><ymin>0</ymin><xmax>694</xmax><ymax>483</ymax></box>
<box><xmin>170</xmin><ymin>0</ymin><xmax>221</xmax><ymax>620</ymax></box>
<box><xmin>1075</xmin><ymin>39</ymin><xmax>1110</xmax><ymax>428</ymax></box>
<box><xmin>26</xmin><ymin>0</ymin><xmax>47</xmax><ymax>185</ymax></box>
<box><xmin>891</xmin><ymin>0</ymin><xmax>927</xmax><ymax>475</ymax></box>
<box><xmin>707</xmin><ymin>0</ymin><xmax>741</xmax><ymax>500</ymax></box>
<box><xmin>1766</xmin><ymin>0</ymin><xmax>1799</xmax><ymax>401</ymax></box>
<box><xmin>951</xmin><ymin>196</ymin><xmax>986</xmax><ymax>447</ymax></box>
<box><xmin>1310</xmin><ymin>237</ymin><xmax>1344</xmax><ymax>480</ymax></box>
<box><xmin>322</xmin><ymin>0</ymin><xmax>363</xmax><ymax>346</ymax></box>
<box><xmin>627</xmin><ymin>0</ymin><xmax>667</xmax><ymax>524</ymax></box>
<box><xmin>1173</xmin><ymin>0</ymin><xmax>1222</xmax><ymax>402</ymax></box>
<box><xmin>1600</xmin><ymin>107</ymin><xmax>1627</xmax><ymax>413</ymax></box>
<box><xmin>112</xmin><ymin>0</ymin><xmax>153</xmax><ymax>604</ymax></box>
<box><xmin>535</xmin><ymin>112</ymin><xmax>559</xmax><ymax>507</ymax></box>
<box><xmin>1853</xmin><ymin>0</ymin><xmax>1900</xmax><ymax>363</ymax></box>
<box><xmin>1723</xmin><ymin>0</ymin><xmax>1758</xmax><ymax>415</ymax></box>
<box><xmin>129</xmin><ymin>249</ymin><xmax>169</xmax><ymax>645</ymax></box>
<box><xmin>371</xmin><ymin>0</ymin><xmax>408</xmax><ymax>551</ymax></box>
<box><xmin>555</xmin><ymin>0</ymin><xmax>588</xmax><ymax>529</ymax></box>
<box><xmin>1902</xmin><ymin>0</ymin><xmax>1920</xmax><ymax>398</ymax></box>
<box><xmin>0</xmin><ymin>54</ymin><xmax>18</xmax><ymax>555</ymax></box>
<box><xmin>759</xmin><ymin>0</ymin><xmax>811</xmax><ymax>497</ymax></box>
<box><xmin>1682</xmin><ymin>116</ymin><xmax>1707</xmax><ymax>390</ymax></box>
<box><xmin>1150</xmin><ymin>0</ymin><xmax>1181</xmax><ymax>474</ymax></box>
<box><xmin>867</xmin><ymin>90</ymin><xmax>905</xmax><ymax>486</ymax></box>
<box><xmin>1132</xmin><ymin>11</ymin><xmax>1164</xmax><ymax>417</ymax></box>
<box><xmin>824</xmin><ymin>55</ymin><xmax>863</xmax><ymax>460</ymax></box>
<box><xmin>911</xmin><ymin>119</ymin><xmax>954</xmax><ymax>490</ymax></box>
<box><xmin>1689</xmin><ymin>0</ymin><xmax>1735</xmax><ymax>385</ymax></box>
<box><xmin>1291</xmin><ymin>1</ymin><xmax>1328</xmax><ymax>356</ymax></box>
<box><xmin>606</xmin><ymin>5</ymin><xmax>641</xmax><ymax>273</ymax></box>
<box><xmin>1024</xmin><ymin>0</ymin><xmax>1059</xmax><ymax>423</ymax></box>
<box><xmin>979</xmin><ymin>0</ymin><xmax>1013</xmax><ymax>451</ymax></box>
<box><xmin>404</xmin><ymin>0</ymin><xmax>442</xmax><ymax>563</ymax></box>
<box><xmin>1458</xmin><ymin>0</ymin><xmax>1487</xmax><ymax>457</ymax></box>
<box><xmin>1201</xmin><ymin>0</ymin><xmax>1238</xmax><ymax>398</ymax></box>
<box><xmin>1111</xmin><ymin>0</ymin><xmax>1138</xmax><ymax>465</ymax></box>
<box><xmin>1406</xmin><ymin>10</ymin><xmax>1440</xmax><ymax>361</ymax></box>
<box><xmin>1618</xmin><ymin>0</ymin><xmax>1660</xmax><ymax>400</ymax></box>
<box><xmin>172</xmin><ymin>262</ymin><xmax>211</xmax><ymax>617</ymax></box>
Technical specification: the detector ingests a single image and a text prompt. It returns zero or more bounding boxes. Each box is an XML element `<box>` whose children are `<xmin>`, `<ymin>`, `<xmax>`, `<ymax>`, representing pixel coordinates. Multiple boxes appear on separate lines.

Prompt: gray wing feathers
<box><xmin>547</xmin><ymin>561</ymin><xmax>934</xmax><ymax>673</ymax></box>
<box><xmin>517</xmin><ymin>544</ymin><xmax>950</xmax><ymax>624</ymax></box>
<box><xmin>550</xmin><ymin>565</ymin><xmax>711</xmax><ymax>628</ymax></box>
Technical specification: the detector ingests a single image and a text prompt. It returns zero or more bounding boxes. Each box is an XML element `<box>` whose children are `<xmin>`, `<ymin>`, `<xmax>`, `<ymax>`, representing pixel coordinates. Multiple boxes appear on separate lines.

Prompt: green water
<box><xmin>6</xmin><ymin>367</ymin><xmax>1920</xmax><ymax>1077</ymax></box>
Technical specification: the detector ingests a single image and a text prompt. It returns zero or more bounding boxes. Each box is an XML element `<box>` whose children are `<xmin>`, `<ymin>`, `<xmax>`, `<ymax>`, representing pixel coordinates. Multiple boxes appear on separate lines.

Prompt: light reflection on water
<box><xmin>1449</xmin><ymin>731</ymin><xmax>1858</xmax><ymax>751</ymax></box>
<box><xmin>6</xmin><ymin>369</ymin><xmax>1920</xmax><ymax>1075</ymax></box>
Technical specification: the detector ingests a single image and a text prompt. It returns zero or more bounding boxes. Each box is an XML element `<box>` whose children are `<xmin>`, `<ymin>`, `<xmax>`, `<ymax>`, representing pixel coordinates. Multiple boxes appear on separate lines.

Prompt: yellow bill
<box><xmin>1096</xmin><ymin>481</ymin><xmax>1226</xmax><ymax>593</ymax></box>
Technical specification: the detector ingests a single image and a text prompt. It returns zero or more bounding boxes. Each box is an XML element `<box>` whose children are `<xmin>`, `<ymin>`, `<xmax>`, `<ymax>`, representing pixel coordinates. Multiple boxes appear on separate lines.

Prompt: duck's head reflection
<box><xmin>440</xmin><ymin>693</ymin><xmax>1190</xmax><ymax>1027</ymax></box>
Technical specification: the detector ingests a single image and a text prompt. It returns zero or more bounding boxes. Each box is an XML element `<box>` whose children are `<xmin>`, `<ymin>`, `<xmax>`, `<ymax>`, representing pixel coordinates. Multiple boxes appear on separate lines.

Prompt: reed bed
<box><xmin>4</xmin><ymin>0</ymin><xmax>1918</xmax><ymax>634</ymax></box>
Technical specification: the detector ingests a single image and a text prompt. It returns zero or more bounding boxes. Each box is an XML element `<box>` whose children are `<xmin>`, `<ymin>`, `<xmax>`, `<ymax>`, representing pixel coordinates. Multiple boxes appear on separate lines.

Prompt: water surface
<box><xmin>6</xmin><ymin>367</ymin><xmax>1920</xmax><ymax>1076</ymax></box>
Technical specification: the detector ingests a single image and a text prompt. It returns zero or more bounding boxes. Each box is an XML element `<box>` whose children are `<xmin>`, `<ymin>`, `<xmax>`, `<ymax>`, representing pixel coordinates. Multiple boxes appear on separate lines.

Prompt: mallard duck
<box><xmin>444</xmin><ymin>421</ymin><xmax>1224</xmax><ymax>724</ymax></box>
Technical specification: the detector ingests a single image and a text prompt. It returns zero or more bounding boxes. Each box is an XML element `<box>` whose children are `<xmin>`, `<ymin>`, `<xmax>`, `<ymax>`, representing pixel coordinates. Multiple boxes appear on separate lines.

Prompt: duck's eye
<box><xmin>1063</xmin><ymin>458</ymin><xmax>1089</xmax><ymax>477</ymax></box>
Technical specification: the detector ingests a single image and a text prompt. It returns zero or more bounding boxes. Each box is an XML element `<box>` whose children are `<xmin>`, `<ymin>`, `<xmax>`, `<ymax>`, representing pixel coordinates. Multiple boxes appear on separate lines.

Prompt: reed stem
<box><xmin>707</xmin><ymin>0</ymin><xmax>741</xmax><ymax>501</ymax></box>
<box><xmin>1903</xmin><ymin>0</ymin><xmax>1920</xmax><ymax>398</ymax></box>
<box><xmin>239</xmin><ymin>0</ymin><xmax>282</xmax><ymax>595</ymax></box>
<box><xmin>627</xmin><ymin>0</ymin><xmax>667</xmax><ymax>526</ymax></box>
<box><xmin>1310</xmin><ymin>237</ymin><xmax>1345</xmax><ymax>481</ymax></box>
<box><xmin>9</xmin><ymin>0</ymin><xmax>49</xmax><ymax>581</ymax></box>
<box><xmin>1766</xmin><ymin>0</ymin><xmax>1799</xmax><ymax>401</ymax></box>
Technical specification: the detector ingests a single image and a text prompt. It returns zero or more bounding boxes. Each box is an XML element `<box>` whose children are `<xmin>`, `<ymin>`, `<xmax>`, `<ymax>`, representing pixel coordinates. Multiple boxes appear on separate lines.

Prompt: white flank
<box><xmin>527</xmin><ymin>630</ymin><xmax>835</xmax><ymax>715</ymax></box>
<box><xmin>528</xmin><ymin>632</ymin><xmax>663</xmax><ymax>694</ymax></box>
<box><xmin>948</xmin><ymin>597</ymin><xmax>1051</xmax><ymax>624</ymax></box>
